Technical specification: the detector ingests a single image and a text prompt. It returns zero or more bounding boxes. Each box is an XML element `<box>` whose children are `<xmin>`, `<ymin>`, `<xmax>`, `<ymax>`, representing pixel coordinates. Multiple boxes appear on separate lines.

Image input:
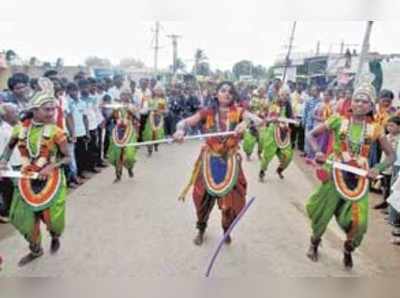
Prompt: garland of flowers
<box><xmin>270</xmin><ymin>104</ymin><xmax>290</xmax><ymax>149</ymax></box>
<box><xmin>18</xmin><ymin>119</ymin><xmax>52</xmax><ymax>172</ymax></box>
<box><xmin>332</xmin><ymin>118</ymin><xmax>374</xmax><ymax>202</ymax></box>
<box><xmin>112</xmin><ymin>110</ymin><xmax>133</xmax><ymax>146</ymax></box>
<box><xmin>338</xmin><ymin>118</ymin><xmax>373</xmax><ymax>163</ymax></box>
<box><xmin>149</xmin><ymin>98</ymin><xmax>166</xmax><ymax>131</ymax></box>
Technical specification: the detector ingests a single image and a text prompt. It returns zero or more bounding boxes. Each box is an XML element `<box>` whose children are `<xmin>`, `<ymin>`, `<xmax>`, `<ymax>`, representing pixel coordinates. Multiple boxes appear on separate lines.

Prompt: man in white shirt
<box><xmin>0</xmin><ymin>103</ymin><xmax>20</xmax><ymax>223</ymax></box>
<box><xmin>136</xmin><ymin>78</ymin><xmax>152</xmax><ymax>141</ymax></box>
<box><xmin>108</xmin><ymin>75</ymin><xmax>124</xmax><ymax>102</ymax></box>
<box><xmin>79</xmin><ymin>79</ymin><xmax>100</xmax><ymax>173</ymax></box>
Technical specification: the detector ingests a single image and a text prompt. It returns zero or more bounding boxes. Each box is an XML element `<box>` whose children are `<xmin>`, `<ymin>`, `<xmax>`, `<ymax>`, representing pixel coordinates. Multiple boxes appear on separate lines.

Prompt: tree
<box><xmin>193</xmin><ymin>49</ymin><xmax>208</xmax><ymax>75</ymax></box>
<box><xmin>196</xmin><ymin>62</ymin><xmax>211</xmax><ymax>76</ymax></box>
<box><xmin>5</xmin><ymin>50</ymin><xmax>17</xmax><ymax>62</ymax></box>
<box><xmin>170</xmin><ymin>58</ymin><xmax>186</xmax><ymax>73</ymax></box>
<box><xmin>119</xmin><ymin>58</ymin><xmax>145</xmax><ymax>69</ymax></box>
<box><xmin>213</xmin><ymin>69</ymin><xmax>224</xmax><ymax>80</ymax></box>
<box><xmin>265</xmin><ymin>66</ymin><xmax>275</xmax><ymax>81</ymax></box>
<box><xmin>252</xmin><ymin>65</ymin><xmax>267</xmax><ymax>80</ymax></box>
<box><xmin>85</xmin><ymin>56</ymin><xmax>112</xmax><ymax>68</ymax></box>
<box><xmin>56</xmin><ymin>58</ymin><xmax>64</xmax><ymax>68</ymax></box>
<box><xmin>232</xmin><ymin>60</ymin><xmax>253</xmax><ymax>79</ymax></box>
<box><xmin>223</xmin><ymin>70</ymin><xmax>234</xmax><ymax>81</ymax></box>
<box><xmin>29</xmin><ymin>57</ymin><xmax>38</xmax><ymax>67</ymax></box>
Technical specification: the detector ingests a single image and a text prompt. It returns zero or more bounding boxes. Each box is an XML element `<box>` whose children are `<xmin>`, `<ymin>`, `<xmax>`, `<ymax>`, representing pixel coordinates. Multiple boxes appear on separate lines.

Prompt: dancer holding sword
<box><xmin>173</xmin><ymin>81</ymin><xmax>264</xmax><ymax>246</ymax></box>
<box><xmin>0</xmin><ymin>78</ymin><xmax>70</xmax><ymax>266</ymax></box>
<box><xmin>305</xmin><ymin>76</ymin><xmax>395</xmax><ymax>269</ymax></box>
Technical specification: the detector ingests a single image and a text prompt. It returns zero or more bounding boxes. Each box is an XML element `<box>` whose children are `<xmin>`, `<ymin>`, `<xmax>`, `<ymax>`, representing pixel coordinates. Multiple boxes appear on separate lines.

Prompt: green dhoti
<box><xmin>260</xmin><ymin>125</ymin><xmax>293</xmax><ymax>171</ymax></box>
<box><xmin>143</xmin><ymin>114</ymin><xmax>165</xmax><ymax>142</ymax></box>
<box><xmin>243</xmin><ymin>129</ymin><xmax>258</xmax><ymax>157</ymax></box>
<box><xmin>10</xmin><ymin>174</ymin><xmax>67</xmax><ymax>246</ymax></box>
<box><xmin>107</xmin><ymin>131</ymin><xmax>137</xmax><ymax>170</ymax></box>
<box><xmin>305</xmin><ymin>181</ymin><xmax>368</xmax><ymax>249</ymax></box>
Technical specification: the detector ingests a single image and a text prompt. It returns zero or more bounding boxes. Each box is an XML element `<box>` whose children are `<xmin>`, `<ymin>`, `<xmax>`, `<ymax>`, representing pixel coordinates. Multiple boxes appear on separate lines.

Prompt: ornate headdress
<box><xmin>29</xmin><ymin>77</ymin><xmax>56</xmax><ymax>109</ymax></box>
<box><xmin>353</xmin><ymin>73</ymin><xmax>376</xmax><ymax>102</ymax></box>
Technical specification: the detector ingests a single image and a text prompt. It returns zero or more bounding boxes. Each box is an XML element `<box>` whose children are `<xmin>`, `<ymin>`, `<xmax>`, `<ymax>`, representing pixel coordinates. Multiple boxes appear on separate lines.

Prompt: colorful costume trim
<box><xmin>202</xmin><ymin>148</ymin><xmax>239</xmax><ymax>197</ymax></box>
<box><xmin>19</xmin><ymin>168</ymin><xmax>62</xmax><ymax>211</ymax></box>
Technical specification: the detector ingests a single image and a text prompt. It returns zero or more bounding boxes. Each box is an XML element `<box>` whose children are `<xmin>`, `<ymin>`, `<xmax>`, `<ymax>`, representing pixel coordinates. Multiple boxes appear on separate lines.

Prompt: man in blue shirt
<box><xmin>0</xmin><ymin>73</ymin><xmax>30</xmax><ymax>114</ymax></box>
<box><xmin>303</xmin><ymin>85</ymin><xmax>321</xmax><ymax>159</ymax></box>
<box><xmin>67</xmin><ymin>82</ymin><xmax>90</xmax><ymax>179</ymax></box>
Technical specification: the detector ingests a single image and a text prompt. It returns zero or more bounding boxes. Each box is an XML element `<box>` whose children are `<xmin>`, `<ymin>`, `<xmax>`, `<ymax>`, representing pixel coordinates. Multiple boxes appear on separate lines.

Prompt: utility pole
<box><xmin>355</xmin><ymin>21</ymin><xmax>374</xmax><ymax>86</ymax></box>
<box><xmin>338</xmin><ymin>40</ymin><xmax>359</xmax><ymax>54</ymax></box>
<box><xmin>167</xmin><ymin>34</ymin><xmax>181</xmax><ymax>74</ymax></box>
<box><xmin>316</xmin><ymin>41</ymin><xmax>320</xmax><ymax>56</ymax></box>
<box><xmin>282</xmin><ymin>21</ymin><xmax>297</xmax><ymax>83</ymax></box>
<box><xmin>153</xmin><ymin>21</ymin><xmax>160</xmax><ymax>73</ymax></box>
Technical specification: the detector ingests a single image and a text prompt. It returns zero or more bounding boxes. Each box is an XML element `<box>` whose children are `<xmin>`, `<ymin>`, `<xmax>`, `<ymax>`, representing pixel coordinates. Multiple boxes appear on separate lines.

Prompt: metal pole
<box><xmin>355</xmin><ymin>21</ymin><xmax>374</xmax><ymax>86</ymax></box>
<box><xmin>154</xmin><ymin>21</ymin><xmax>160</xmax><ymax>73</ymax></box>
<box><xmin>282</xmin><ymin>21</ymin><xmax>297</xmax><ymax>83</ymax></box>
<box><xmin>167</xmin><ymin>34</ymin><xmax>181</xmax><ymax>75</ymax></box>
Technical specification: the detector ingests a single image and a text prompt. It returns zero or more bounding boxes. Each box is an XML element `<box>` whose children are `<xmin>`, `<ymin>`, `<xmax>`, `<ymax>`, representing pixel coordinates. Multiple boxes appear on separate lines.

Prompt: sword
<box><xmin>0</xmin><ymin>170</ymin><xmax>39</xmax><ymax>179</ymax></box>
<box><xmin>326</xmin><ymin>160</ymin><xmax>382</xmax><ymax>179</ymax></box>
<box><xmin>205</xmin><ymin>197</ymin><xmax>256</xmax><ymax>277</ymax></box>
<box><xmin>101</xmin><ymin>104</ymin><xmax>138</xmax><ymax>109</ymax></box>
<box><xmin>265</xmin><ymin>117</ymin><xmax>299</xmax><ymax>125</ymax></box>
<box><xmin>120</xmin><ymin>131</ymin><xmax>238</xmax><ymax>148</ymax></box>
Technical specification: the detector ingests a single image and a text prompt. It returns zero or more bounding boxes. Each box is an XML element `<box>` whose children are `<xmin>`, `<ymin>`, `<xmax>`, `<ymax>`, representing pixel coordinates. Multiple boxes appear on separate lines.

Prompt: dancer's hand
<box><xmin>38</xmin><ymin>164</ymin><xmax>55</xmax><ymax>180</ymax></box>
<box><xmin>368</xmin><ymin>168</ymin><xmax>380</xmax><ymax>179</ymax></box>
<box><xmin>173</xmin><ymin>130</ymin><xmax>185</xmax><ymax>144</ymax></box>
<box><xmin>234</xmin><ymin>122</ymin><xmax>247</xmax><ymax>135</ymax></box>
<box><xmin>314</xmin><ymin>152</ymin><xmax>326</xmax><ymax>165</ymax></box>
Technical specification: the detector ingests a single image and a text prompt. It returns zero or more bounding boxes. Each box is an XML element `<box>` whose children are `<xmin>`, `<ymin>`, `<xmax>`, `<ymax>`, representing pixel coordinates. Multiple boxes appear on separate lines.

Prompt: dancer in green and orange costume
<box><xmin>142</xmin><ymin>84</ymin><xmax>167</xmax><ymax>157</ymax></box>
<box><xmin>107</xmin><ymin>85</ymin><xmax>139</xmax><ymax>183</ymax></box>
<box><xmin>243</xmin><ymin>87</ymin><xmax>268</xmax><ymax>160</ymax></box>
<box><xmin>0</xmin><ymin>78</ymin><xmax>70</xmax><ymax>266</ymax></box>
<box><xmin>259</xmin><ymin>86</ymin><xmax>295</xmax><ymax>181</ymax></box>
<box><xmin>305</xmin><ymin>75</ymin><xmax>395</xmax><ymax>269</ymax></box>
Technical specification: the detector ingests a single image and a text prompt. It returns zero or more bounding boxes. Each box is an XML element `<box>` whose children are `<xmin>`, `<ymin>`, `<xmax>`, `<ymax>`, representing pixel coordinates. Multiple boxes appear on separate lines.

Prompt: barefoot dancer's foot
<box><xmin>343</xmin><ymin>241</ymin><xmax>354</xmax><ymax>269</ymax></box>
<box><xmin>50</xmin><ymin>238</ymin><xmax>60</xmax><ymax>254</ymax></box>
<box><xmin>276</xmin><ymin>167</ymin><xmax>284</xmax><ymax>179</ymax></box>
<box><xmin>259</xmin><ymin>170</ymin><xmax>265</xmax><ymax>182</ymax></box>
<box><xmin>306</xmin><ymin>237</ymin><xmax>321</xmax><ymax>262</ymax></box>
<box><xmin>18</xmin><ymin>247</ymin><xmax>44</xmax><ymax>267</ymax></box>
<box><xmin>114</xmin><ymin>168</ymin><xmax>122</xmax><ymax>183</ymax></box>
<box><xmin>223</xmin><ymin>228</ymin><xmax>232</xmax><ymax>245</ymax></box>
<box><xmin>343</xmin><ymin>251</ymin><xmax>353</xmax><ymax>269</ymax></box>
<box><xmin>193</xmin><ymin>231</ymin><xmax>205</xmax><ymax>246</ymax></box>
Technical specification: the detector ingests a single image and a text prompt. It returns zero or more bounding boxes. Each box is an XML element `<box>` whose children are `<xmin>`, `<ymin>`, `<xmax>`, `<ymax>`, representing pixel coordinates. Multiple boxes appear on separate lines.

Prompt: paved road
<box><xmin>0</xmin><ymin>142</ymin><xmax>386</xmax><ymax>276</ymax></box>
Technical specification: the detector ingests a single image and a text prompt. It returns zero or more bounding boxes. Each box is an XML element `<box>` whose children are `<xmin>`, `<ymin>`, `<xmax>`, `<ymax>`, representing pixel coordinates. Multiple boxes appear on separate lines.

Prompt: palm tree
<box><xmin>193</xmin><ymin>49</ymin><xmax>208</xmax><ymax>75</ymax></box>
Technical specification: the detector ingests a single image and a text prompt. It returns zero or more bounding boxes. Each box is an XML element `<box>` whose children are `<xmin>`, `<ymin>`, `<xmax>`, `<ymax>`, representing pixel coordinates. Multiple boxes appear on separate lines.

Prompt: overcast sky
<box><xmin>1</xmin><ymin>0</ymin><xmax>400</xmax><ymax>70</ymax></box>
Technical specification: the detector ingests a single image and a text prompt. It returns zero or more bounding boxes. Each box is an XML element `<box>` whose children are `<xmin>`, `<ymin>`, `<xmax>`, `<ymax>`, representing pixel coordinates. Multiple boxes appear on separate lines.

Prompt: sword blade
<box><xmin>122</xmin><ymin>131</ymin><xmax>237</xmax><ymax>147</ymax></box>
<box><xmin>0</xmin><ymin>170</ymin><xmax>39</xmax><ymax>179</ymax></box>
<box><xmin>266</xmin><ymin>117</ymin><xmax>299</xmax><ymax>125</ymax></box>
<box><xmin>327</xmin><ymin>160</ymin><xmax>382</xmax><ymax>179</ymax></box>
